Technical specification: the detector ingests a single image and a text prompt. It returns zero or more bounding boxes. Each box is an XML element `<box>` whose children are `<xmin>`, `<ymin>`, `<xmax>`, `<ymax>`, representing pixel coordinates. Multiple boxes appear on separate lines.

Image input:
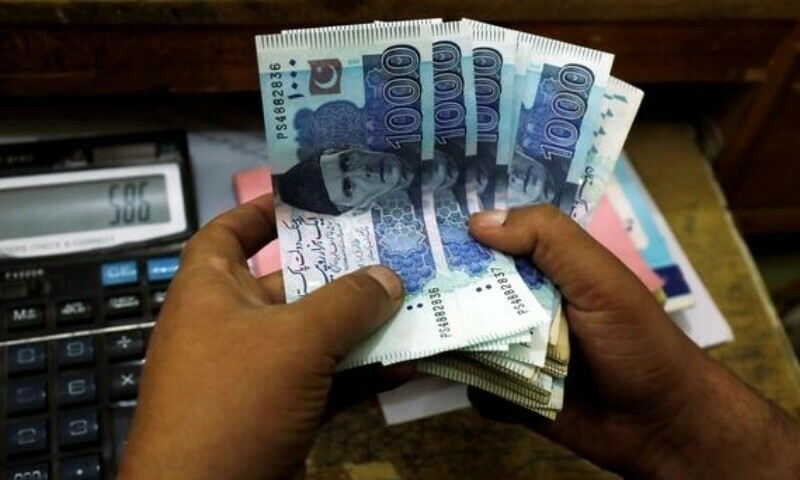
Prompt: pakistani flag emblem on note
<box><xmin>308</xmin><ymin>59</ymin><xmax>343</xmax><ymax>95</ymax></box>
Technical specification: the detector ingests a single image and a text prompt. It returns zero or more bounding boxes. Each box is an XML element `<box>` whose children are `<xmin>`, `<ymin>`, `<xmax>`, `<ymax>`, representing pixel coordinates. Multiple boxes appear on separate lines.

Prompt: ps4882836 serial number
<box><xmin>268</xmin><ymin>63</ymin><xmax>288</xmax><ymax>140</ymax></box>
<box><xmin>491</xmin><ymin>268</ymin><xmax>530</xmax><ymax>315</ymax></box>
<box><xmin>428</xmin><ymin>287</ymin><xmax>451</xmax><ymax>338</ymax></box>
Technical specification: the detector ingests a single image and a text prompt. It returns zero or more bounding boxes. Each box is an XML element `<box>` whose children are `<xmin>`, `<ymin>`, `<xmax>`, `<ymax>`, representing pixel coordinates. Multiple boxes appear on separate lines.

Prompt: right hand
<box><xmin>467</xmin><ymin>205</ymin><xmax>800</xmax><ymax>478</ymax></box>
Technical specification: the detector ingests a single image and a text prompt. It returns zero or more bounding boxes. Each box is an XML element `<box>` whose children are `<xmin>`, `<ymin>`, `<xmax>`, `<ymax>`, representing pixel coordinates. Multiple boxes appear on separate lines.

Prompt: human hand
<box><xmin>118</xmin><ymin>195</ymin><xmax>412</xmax><ymax>480</ymax></box>
<box><xmin>467</xmin><ymin>205</ymin><xmax>800</xmax><ymax>478</ymax></box>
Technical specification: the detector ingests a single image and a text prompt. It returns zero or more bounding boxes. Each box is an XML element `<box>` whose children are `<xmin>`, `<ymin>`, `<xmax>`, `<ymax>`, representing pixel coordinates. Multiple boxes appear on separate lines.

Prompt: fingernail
<box><xmin>366</xmin><ymin>265</ymin><xmax>403</xmax><ymax>300</ymax></box>
<box><xmin>473</xmin><ymin>210</ymin><xmax>508</xmax><ymax>229</ymax></box>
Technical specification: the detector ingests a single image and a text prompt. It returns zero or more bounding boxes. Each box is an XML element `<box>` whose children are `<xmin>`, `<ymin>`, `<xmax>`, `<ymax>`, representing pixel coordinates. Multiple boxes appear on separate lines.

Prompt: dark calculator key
<box><xmin>104</xmin><ymin>294</ymin><xmax>141</xmax><ymax>318</ymax></box>
<box><xmin>58</xmin><ymin>410</ymin><xmax>99</xmax><ymax>448</ymax></box>
<box><xmin>25</xmin><ymin>279</ymin><xmax>48</xmax><ymax>297</ymax></box>
<box><xmin>7</xmin><ymin>379</ymin><xmax>47</xmax><ymax>414</ymax></box>
<box><xmin>57</xmin><ymin>337</ymin><xmax>96</xmax><ymax>367</ymax></box>
<box><xmin>5</xmin><ymin>305</ymin><xmax>45</xmax><ymax>331</ymax></box>
<box><xmin>112</xmin><ymin>408</ymin><xmax>135</xmax><ymax>471</ymax></box>
<box><xmin>150</xmin><ymin>289</ymin><xmax>167</xmax><ymax>312</ymax></box>
<box><xmin>110</xmin><ymin>365</ymin><xmax>141</xmax><ymax>400</ymax></box>
<box><xmin>107</xmin><ymin>331</ymin><xmax>145</xmax><ymax>361</ymax></box>
<box><xmin>6</xmin><ymin>418</ymin><xmax>47</xmax><ymax>456</ymax></box>
<box><xmin>57</xmin><ymin>300</ymin><xmax>93</xmax><ymax>325</ymax></box>
<box><xmin>0</xmin><ymin>281</ymin><xmax>29</xmax><ymax>302</ymax></box>
<box><xmin>6</xmin><ymin>462</ymin><xmax>49</xmax><ymax>480</ymax></box>
<box><xmin>57</xmin><ymin>373</ymin><xmax>97</xmax><ymax>406</ymax></box>
<box><xmin>7</xmin><ymin>343</ymin><xmax>47</xmax><ymax>374</ymax></box>
<box><xmin>60</xmin><ymin>455</ymin><xmax>101</xmax><ymax>480</ymax></box>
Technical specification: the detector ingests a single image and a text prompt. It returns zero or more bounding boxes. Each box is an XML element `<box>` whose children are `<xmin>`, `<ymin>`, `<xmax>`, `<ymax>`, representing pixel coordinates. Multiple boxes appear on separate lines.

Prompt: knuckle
<box><xmin>179</xmin><ymin>236</ymin><xmax>201</xmax><ymax>264</ymax></box>
<box><xmin>527</xmin><ymin>203</ymin><xmax>573</xmax><ymax>233</ymax></box>
<box><xmin>533</xmin><ymin>203</ymin><xmax>562</xmax><ymax>222</ymax></box>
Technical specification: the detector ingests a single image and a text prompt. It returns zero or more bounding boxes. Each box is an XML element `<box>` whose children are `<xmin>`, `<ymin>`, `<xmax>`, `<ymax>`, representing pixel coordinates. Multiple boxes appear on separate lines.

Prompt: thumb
<box><xmin>468</xmin><ymin>205</ymin><xmax>653</xmax><ymax>314</ymax></box>
<box><xmin>288</xmin><ymin>265</ymin><xmax>404</xmax><ymax>361</ymax></box>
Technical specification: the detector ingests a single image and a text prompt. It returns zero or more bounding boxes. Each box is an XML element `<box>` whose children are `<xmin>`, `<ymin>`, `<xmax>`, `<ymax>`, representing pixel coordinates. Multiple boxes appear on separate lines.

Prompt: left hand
<box><xmin>118</xmin><ymin>194</ymin><xmax>413</xmax><ymax>480</ymax></box>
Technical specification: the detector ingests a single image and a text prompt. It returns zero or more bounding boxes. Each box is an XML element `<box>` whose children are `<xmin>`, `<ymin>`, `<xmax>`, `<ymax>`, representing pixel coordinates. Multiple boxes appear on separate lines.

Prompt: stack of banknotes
<box><xmin>255</xmin><ymin>19</ymin><xmax>643</xmax><ymax>419</ymax></box>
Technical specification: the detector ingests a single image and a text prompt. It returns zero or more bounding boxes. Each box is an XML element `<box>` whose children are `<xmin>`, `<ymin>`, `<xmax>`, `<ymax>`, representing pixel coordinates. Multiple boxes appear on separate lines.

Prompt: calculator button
<box><xmin>7</xmin><ymin>343</ymin><xmax>47</xmax><ymax>375</ymax></box>
<box><xmin>5</xmin><ymin>305</ymin><xmax>45</xmax><ymax>331</ymax></box>
<box><xmin>112</xmin><ymin>408</ymin><xmax>135</xmax><ymax>470</ymax></box>
<box><xmin>0</xmin><ymin>281</ymin><xmax>29</xmax><ymax>302</ymax></box>
<box><xmin>7</xmin><ymin>462</ymin><xmax>49</xmax><ymax>480</ymax></box>
<box><xmin>107</xmin><ymin>331</ymin><xmax>145</xmax><ymax>361</ymax></box>
<box><xmin>146</xmin><ymin>256</ymin><xmax>179</xmax><ymax>283</ymax></box>
<box><xmin>6</xmin><ymin>418</ymin><xmax>48</xmax><ymax>456</ymax></box>
<box><xmin>110</xmin><ymin>365</ymin><xmax>141</xmax><ymax>400</ymax></box>
<box><xmin>60</xmin><ymin>455</ymin><xmax>101</xmax><ymax>480</ymax></box>
<box><xmin>100</xmin><ymin>260</ymin><xmax>138</xmax><ymax>287</ymax></box>
<box><xmin>104</xmin><ymin>294</ymin><xmax>142</xmax><ymax>318</ymax></box>
<box><xmin>57</xmin><ymin>300</ymin><xmax>94</xmax><ymax>324</ymax></box>
<box><xmin>57</xmin><ymin>337</ymin><xmax>96</xmax><ymax>368</ymax></box>
<box><xmin>150</xmin><ymin>289</ymin><xmax>167</xmax><ymax>312</ymax></box>
<box><xmin>58</xmin><ymin>410</ymin><xmax>99</xmax><ymax>448</ymax></box>
<box><xmin>57</xmin><ymin>373</ymin><xmax>97</xmax><ymax>406</ymax></box>
<box><xmin>7</xmin><ymin>379</ymin><xmax>47</xmax><ymax>414</ymax></box>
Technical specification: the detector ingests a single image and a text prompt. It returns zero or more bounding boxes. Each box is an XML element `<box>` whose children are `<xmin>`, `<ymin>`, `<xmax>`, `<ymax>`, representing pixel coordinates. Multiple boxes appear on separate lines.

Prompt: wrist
<box><xmin>629</xmin><ymin>356</ymin><xmax>800</xmax><ymax>479</ymax></box>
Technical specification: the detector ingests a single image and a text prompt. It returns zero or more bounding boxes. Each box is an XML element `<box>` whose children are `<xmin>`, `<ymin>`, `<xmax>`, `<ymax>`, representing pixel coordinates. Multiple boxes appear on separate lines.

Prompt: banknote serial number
<box><xmin>428</xmin><ymin>287</ymin><xmax>451</xmax><ymax>338</ymax></box>
<box><xmin>490</xmin><ymin>268</ymin><xmax>530</xmax><ymax>315</ymax></box>
<box><xmin>268</xmin><ymin>63</ymin><xmax>289</xmax><ymax>140</ymax></box>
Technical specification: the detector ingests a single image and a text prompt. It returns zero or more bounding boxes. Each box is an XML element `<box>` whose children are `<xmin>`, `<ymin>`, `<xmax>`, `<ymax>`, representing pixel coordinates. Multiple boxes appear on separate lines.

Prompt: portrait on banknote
<box><xmin>275</xmin><ymin>145</ymin><xmax>415</xmax><ymax>216</ymax></box>
<box><xmin>507</xmin><ymin>148</ymin><xmax>558</xmax><ymax>207</ymax></box>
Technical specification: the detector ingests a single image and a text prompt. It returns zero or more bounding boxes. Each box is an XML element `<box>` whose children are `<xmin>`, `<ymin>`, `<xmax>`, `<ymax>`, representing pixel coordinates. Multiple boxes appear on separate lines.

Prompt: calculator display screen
<box><xmin>0</xmin><ymin>163</ymin><xmax>188</xmax><ymax>258</ymax></box>
<box><xmin>0</xmin><ymin>176</ymin><xmax>170</xmax><ymax>240</ymax></box>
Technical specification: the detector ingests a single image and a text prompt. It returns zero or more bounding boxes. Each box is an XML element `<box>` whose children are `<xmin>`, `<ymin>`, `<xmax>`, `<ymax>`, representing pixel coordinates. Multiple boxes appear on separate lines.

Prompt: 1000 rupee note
<box><xmin>570</xmin><ymin>77</ymin><xmax>644</xmax><ymax>225</ymax></box>
<box><xmin>500</xmin><ymin>43</ymin><xmax>617</xmax><ymax>365</ymax></box>
<box><xmin>258</xmin><ymin>25</ymin><xmax>456</xmax><ymax>368</ymax></box>
<box><xmin>507</xmin><ymin>33</ymin><xmax>615</xmax><ymax>363</ymax></box>
<box><xmin>257</xmin><ymin>24</ymin><xmax>546</xmax><ymax>368</ymax></box>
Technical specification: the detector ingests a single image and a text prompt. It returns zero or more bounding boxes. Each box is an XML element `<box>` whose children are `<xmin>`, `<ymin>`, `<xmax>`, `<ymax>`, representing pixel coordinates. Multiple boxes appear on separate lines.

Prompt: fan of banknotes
<box><xmin>255</xmin><ymin>19</ymin><xmax>643</xmax><ymax>419</ymax></box>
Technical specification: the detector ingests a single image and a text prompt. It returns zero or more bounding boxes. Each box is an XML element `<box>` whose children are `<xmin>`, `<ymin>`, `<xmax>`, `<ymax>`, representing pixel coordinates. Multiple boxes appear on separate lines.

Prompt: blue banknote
<box><xmin>257</xmin><ymin>24</ymin><xmax>546</xmax><ymax>368</ymax></box>
<box><xmin>258</xmin><ymin>26</ymin><xmax>434</xmax><ymax>295</ymax></box>
<box><xmin>466</xmin><ymin>20</ymin><xmax>519</xmax><ymax>210</ymax></box>
<box><xmin>509</xmin><ymin>35</ymin><xmax>613</xmax><ymax>213</ymax></box>
<box><xmin>508</xmin><ymin>36</ymin><xmax>614</xmax><ymax>314</ymax></box>
<box><xmin>427</xmin><ymin>21</ymin><xmax>488</xmax><ymax>277</ymax></box>
<box><xmin>569</xmin><ymin>77</ymin><xmax>643</xmax><ymax>225</ymax></box>
<box><xmin>257</xmin><ymin>25</ymin><xmax>455</xmax><ymax>368</ymax></box>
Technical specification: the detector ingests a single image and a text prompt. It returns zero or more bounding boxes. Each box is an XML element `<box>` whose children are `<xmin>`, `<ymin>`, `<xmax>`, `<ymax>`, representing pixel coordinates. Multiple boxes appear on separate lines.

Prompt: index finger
<box><xmin>182</xmin><ymin>194</ymin><xmax>277</xmax><ymax>266</ymax></box>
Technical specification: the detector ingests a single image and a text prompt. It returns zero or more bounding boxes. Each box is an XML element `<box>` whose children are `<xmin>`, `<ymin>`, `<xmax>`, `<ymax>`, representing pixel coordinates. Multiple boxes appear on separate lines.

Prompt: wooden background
<box><xmin>2</xmin><ymin>0</ymin><xmax>798</xmax><ymax>233</ymax></box>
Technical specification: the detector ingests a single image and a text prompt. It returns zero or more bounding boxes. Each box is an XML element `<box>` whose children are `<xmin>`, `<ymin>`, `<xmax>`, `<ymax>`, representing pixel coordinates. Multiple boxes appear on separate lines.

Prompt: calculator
<box><xmin>0</xmin><ymin>131</ymin><xmax>197</xmax><ymax>479</ymax></box>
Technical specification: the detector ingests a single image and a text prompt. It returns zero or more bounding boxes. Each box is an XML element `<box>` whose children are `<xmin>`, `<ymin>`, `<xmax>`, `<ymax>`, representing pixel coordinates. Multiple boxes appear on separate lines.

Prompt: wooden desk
<box><xmin>303</xmin><ymin>123</ymin><xmax>800</xmax><ymax>480</ymax></box>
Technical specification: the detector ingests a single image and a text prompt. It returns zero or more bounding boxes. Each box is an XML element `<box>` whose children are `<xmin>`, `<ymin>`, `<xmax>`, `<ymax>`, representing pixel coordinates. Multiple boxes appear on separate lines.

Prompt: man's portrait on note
<box><xmin>277</xmin><ymin>145</ymin><xmax>470</xmax><ymax>216</ymax></box>
<box><xmin>275</xmin><ymin>146</ymin><xmax>415</xmax><ymax>215</ymax></box>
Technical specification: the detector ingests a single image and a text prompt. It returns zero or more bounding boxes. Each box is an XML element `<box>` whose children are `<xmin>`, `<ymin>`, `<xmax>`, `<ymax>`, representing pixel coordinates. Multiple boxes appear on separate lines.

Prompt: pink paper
<box><xmin>587</xmin><ymin>196</ymin><xmax>665</xmax><ymax>293</ymax></box>
<box><xmin>232</xmin><ymin>167</ymin><xmax>282</xmax><ymax>276</ymax></box>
